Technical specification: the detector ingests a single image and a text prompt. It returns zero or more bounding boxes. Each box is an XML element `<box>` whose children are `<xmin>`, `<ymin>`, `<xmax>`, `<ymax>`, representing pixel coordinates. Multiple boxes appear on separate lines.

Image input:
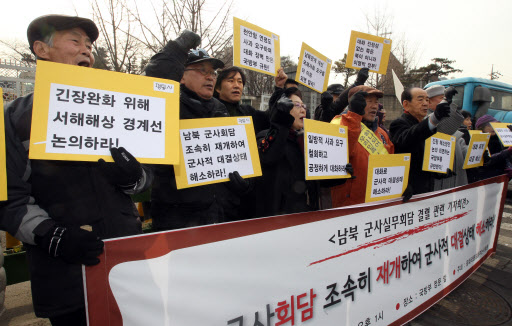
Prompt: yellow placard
<box><xmin>463</xmin><ymin>133</ymin><xmax>490</xmax><ymax>169</ymax></box>
<box><xmin>365</xmin><ymin>154</ymin><xmax>411</xmax><ymax>203</ymax></box>
<box><xmin>468</xmin><ymin>130</ymin><xmax>482</xmax><ymax>136</ymax></box>
<box><xmin>174</xmin><ymin>117</ymin><xmax>262</xmax><ymax>189</ymax></box>
<box><xmin>346</xmin><ymin>30</ymin><xmax>392</xmax><ymax>75</ymax></box>
<box><xmin>422</xmin><ymin>132</ymin><xmax>455</xmax><ymax>173</ymax></box>
<box><xmin>358</xmin><ymin>123</ymin><xmax>389</xmax><ymax>155</ymax></box>
<box><xmin>303</xmin><ymin>119</ymin><xmax>350</xmax><ymax>180</ymax></box>
<box><xmin>490</xmin><ymin>122</ymin><xmax>512</xmax><ymax>147</ymax></box>
<box><xmin>29</xmin><ymin>60</ymin><xmax>180</xmax><ymax>164</ymax></box>
<box><xmin>233</xmin><ymin>17</ymin><xmax>280</xmax><ymax>76</ymax></box>
<box><xmin>0</xmin><ymin>89</ymin><xmax>7</xmax><ymax>201</ymax></box>
<box><xmin>295</xmin><ymin>42</ymin><xmax>332</xmax><ymax>93</ymax></box>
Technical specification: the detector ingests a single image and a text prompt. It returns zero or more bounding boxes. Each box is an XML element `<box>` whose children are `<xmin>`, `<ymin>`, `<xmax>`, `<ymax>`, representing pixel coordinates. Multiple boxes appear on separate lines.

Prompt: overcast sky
<box><xmin>2</xmin><ymin>0</ymin><xmax>511</xmax><ymax>85</ymax></box>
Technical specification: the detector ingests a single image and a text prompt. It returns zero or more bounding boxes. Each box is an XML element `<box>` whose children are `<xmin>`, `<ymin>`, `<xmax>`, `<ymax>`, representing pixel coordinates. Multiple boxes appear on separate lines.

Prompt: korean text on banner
<box><xmin>29</xmin><ymin>61</ymin><xmax>180</xmax><ymax>164</ymax></box>
<box><xmin>303</xmin><ymin>119</ymin><xmax>350</xmax><ymax>180</ymax></box>
<box><xmin>422</xmin><ymin>132</ymin><xmax>455</xmax><ymax>173</ymax></box>
<box><xmin>233</xmin><ymin>17</ymin><xmax>280</xmax><ymax>76</ymax></box>
<box><xmin>84</xmin><ymin>176</ymin><xmax>507</xmax><ymax>326</ymax></box>
<box><xmin>346</xmin><ymin>30</ymin><xmax>392</xmax><ymax>75</ymax></box>
<box><xmin>491</xmin><ymin>122</ymin><xmax>512</xmax><ymax>147</ymax></box>
<box><xmin>174</xmin><ymin>116</ymin><xmax>261</xmax><ymax>189</ymax></box>
<box><xmin>0</xmin><ymin>89</ymin><xmax>6</xmax><ymax>201</ymax></box>
<box><xmin>463</xmin><ymin>133</ymin><xmax>490</xmax><ymax>169</ymax></box>
<box><xmin>296</xmin><ymin>43</ymin><xmax>332</xmax><ymax>93</ymax></box>
<box><xmin>365</xmin><ymin>153</ymin><xmax>411</xmax><ymax>202</ymax></box>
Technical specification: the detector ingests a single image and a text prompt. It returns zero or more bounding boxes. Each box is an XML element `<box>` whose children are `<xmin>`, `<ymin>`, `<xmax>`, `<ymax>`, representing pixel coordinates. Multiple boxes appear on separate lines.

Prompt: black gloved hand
<box><xmin>348</xmin><ymin>91</ymin><xmax>368</xmax><ymax>116</ymax></box>
<box><xmin>434</xmin><ymin>102</ymin><xmax>451</xmax><ymax>121</ymax></box>
<box><xmin>355</xmin><ymin>68</ymin><xmax>369</xmax><ymax>85</ymax></box>
<box><xmin>98</xmin><ymin>147</ymin><xmax>143</xmax><ymax>187</ymax></box>
<box><xmin>402</xmin><ymin>184</ymin><xmax>414</xmax><ymax>203</ymax></box>
<box><xmin>345</xmin><ymin>163</ymin><xmax>354</xmax><ymax>176</ymax></box>
<box><xmin>507</xmin><ymin>125</ymin><xmax>512</xmax><ymax>132</ymax></box>
<box><xmin>276</xmin><ymin>95</ymin><xmax>294</xmax><ymax>114</ymax></box>
<box><xmin>271</xmin><ymin>95</ymin><xmax>295</xmax><ymax>127</ymax></box>
<box><xmin>38</xmin><ymin>226</ymin><xmax>104</xmax><ymax>265</ymax></box>
<box><xmin>321</xmin><ymin>91</ymin><xmax>334</xmax><ymax>108</ymax></box>
<box><xmin>227</xmin><ymin>171</ymin><xmax>252</xmax><ymax>195</ymax></box>
<box><xmin>444</xmin><ymin>86</ymin><xmax>458</xmax><ymax>104</ymax></box>
<box><xmin>175</xmin><ymin>29</ymin><xmax>201</xmax><ymax>51</ymax></box>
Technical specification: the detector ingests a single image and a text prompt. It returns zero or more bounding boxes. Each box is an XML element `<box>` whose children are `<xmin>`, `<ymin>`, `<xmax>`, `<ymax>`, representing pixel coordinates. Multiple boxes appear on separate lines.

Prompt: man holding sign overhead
<box><xmin>330</xmin><ymin>86</ymin><xmax>394</xmax><ymax>207</ymax></box>
<box><xmin>0</xmin><ymin>15</ymin><xmax>152</xmax><ymax>325</ymax></box>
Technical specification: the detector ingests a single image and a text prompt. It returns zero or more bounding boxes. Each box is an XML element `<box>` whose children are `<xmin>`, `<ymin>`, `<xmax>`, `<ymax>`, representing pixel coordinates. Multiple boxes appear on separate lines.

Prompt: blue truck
<box><xmin>425</xmin><ymin>77</ymin><xmax>512</xmax><ymax>123</ymax></box>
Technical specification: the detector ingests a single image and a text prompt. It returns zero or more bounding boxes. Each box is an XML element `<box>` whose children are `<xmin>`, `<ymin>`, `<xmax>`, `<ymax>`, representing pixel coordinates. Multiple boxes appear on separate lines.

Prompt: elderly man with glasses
<box><xmin>143</xmin><ymin>32</ymin><xmax>252</xmax><ymax>230</ymax></box>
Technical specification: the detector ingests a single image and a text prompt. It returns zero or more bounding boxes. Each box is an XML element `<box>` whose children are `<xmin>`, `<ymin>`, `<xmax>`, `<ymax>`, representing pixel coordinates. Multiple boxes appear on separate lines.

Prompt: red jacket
<box><xmin>331</xmin><ymin>111</ymin><xmax>394</xmax><ymax>207</ymax></box>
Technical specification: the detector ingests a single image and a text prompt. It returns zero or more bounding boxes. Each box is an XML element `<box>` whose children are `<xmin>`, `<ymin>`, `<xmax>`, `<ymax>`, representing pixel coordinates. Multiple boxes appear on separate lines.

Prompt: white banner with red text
<box><xmin>84</xmin><ymin>175</ymin><xmax>507</xmax><ymax>326</ymax></box>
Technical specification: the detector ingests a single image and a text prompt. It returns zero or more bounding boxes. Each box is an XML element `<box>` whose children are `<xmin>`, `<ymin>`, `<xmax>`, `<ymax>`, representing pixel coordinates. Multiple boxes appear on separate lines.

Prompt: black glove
<box><xmin>38</xmin><ymin>226</ymin><xmax>104</xmax><ymax>265</ymax></box>
<box><xmin>321</xmin><ymin>91</ymin><xmax>334</xmax><ymax>106</ymax></box>
<box><xmin>355</xmin><ymin>68</ymin><xmax>369</xmax><ymax>85</ymax></box>
<box><xmin>345</xmin><ymin>163</ymin><xmax>354</xmax><ymax>176</ymax></box>
<box><xmin>444</xmin><ymin>86</ymin><xmax>458</xmax><ymax>104</ymax></box>
<box><xmin>402</xmin><ymin>184</ymin><xmax>414</xmax><ymax>203</ymax></box>
<box><xmin>348</xmin><ymin>91</ymin><xmax>368</xmax><ymax>116</ymax></box>
<box><xmin>227</xmin><ymin>171</ymin><xmax>252</xmax><ymax>195</ymax></box>
<box><xmin>507</xmin><ymin>125</ymin><xmax>512</xmax><ymax>132</ymax></box>
<box><xmin>98</xmin><ymin>147</ymin><xmax>143</xmax><ymax>187</ymax></box>
<box><xmin>175</xmin><ymin>29</ymin><xmax>201</xmax><ymax>51</ymax></box>
<box><xmin>271</xmin><ymin>95</ymin><xmax>295</xmax><ymax>127</ymax></box>
<box><xmin>434</xmin><ymin>102</ymin><xmax>451</xmax><ymax>121</ymax></box>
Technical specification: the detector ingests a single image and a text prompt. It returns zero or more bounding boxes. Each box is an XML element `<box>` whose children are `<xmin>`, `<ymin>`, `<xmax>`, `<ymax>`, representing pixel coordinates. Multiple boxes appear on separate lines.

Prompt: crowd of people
<box><xmin>1</xmin><ymin>14</ymin><xmax>512</xmax><ymax>325</ymax></box>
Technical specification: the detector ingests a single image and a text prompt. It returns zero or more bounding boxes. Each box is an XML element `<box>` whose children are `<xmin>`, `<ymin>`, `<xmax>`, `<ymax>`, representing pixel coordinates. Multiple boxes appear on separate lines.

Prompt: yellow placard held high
<box><xmin>365</xmin><ymin>154</ymin><xmax>410</xmax><ymax>203</ymax></box>
<box><xmin>174</xmin><ymin>117</ymin><xmax>262</xmax><ymax>189</ymax></box>
<box><xmin>303</xmin><ymin>119</ymin><xmax>350</xmax><ymax>180</ymax></box>
<box><xmin>422</xmin><ymin>132</ymin><xmax>455</xmax><ymax>173</ymax></box>
<box><xmin>30</xmin><ymin>61</ymin><xmax>180</xmax><ymax>164</ymax></box>
<box><xmin>0</xmin><ymin>89</ymin><xmax>7</xmax><ymax>201</ymax></box>
<box><xmin>463</xmin><ymin>133</ymin><xmax>490</xmax><ymax>169</ymax></box>
<box><xmin>295</xmin><ymin>43</ymin><xmax>332</xmax><ymax>93</ymax></box>
<box><xmin>346</xmin><ymin>30</ymin><xmax>392</xmax><ymax>75</ymax></box>
<box><xmin>491</xmin><ymin>122</ymin><xmax>512</xmax><ymax>147</ymax></box>
<box><xmin>233</xmin><ymin>17</ymin><xmax>280</xmax><ymax>76</ymax></box>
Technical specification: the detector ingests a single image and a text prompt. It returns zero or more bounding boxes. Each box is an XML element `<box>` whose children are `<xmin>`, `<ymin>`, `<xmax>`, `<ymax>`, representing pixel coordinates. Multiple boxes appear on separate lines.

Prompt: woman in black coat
<box><xmin>255</xmin><ymin>88</ymin><xmax>314</xmax><ymax>217</ymax></box>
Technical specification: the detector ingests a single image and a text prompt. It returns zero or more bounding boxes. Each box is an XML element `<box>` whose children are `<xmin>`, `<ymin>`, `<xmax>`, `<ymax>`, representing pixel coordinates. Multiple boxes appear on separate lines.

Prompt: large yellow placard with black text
<box><xmin>346</xmin><ymin>30</ymin><xmax>392</xmax><ymax>75</ymax></box>
<box><xmin>30</xmin><ymin>61</ymin><xmax>180</xmax><ymax>164</ymax></box>
<box><xmin>174</xmin><ymin>117</ymin><xmax>262</xmax><ymax>189</ymax></box>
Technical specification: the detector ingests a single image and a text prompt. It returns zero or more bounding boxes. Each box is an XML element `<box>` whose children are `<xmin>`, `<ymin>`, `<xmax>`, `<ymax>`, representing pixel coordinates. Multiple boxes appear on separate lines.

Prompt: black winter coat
<box><xmin>217</xmin><ymin>98</ymin><xmax>270</xmax><ymax>134</ymax></box>
<box><xmin>255</xmin><ymin>110</ymin><xmax>317</xmax><ymax>217</ymax></box>
<box><xmin>390</xmin><ymin>113</ymin><xmax>437</xmax><ymax>195</ymax></box>
<box><xmin>1</xmin><ymin>94</ymin><xmax>148</xmax><ymax>317</ymax></box>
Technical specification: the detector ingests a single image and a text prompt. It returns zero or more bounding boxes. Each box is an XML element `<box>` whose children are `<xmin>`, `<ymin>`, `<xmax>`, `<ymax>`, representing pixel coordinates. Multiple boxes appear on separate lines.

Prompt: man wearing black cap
<box><xmin>1</xmin><ymin>15</ymin><xmax>152</xmax><ymax>325</ymax></box>
<box><xmin>144</xmin><ymin>33</ymin><xmax>251</xmax><ymax>229</ymax></box>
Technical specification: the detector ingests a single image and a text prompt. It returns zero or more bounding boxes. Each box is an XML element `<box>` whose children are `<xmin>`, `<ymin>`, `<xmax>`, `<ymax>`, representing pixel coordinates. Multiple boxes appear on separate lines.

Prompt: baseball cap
<box><xmin>348</xmin><ymin>85</ymin><xmax>383</xmax><ymax>99</ymax></box>
<box><xmin>186</xmin><ymin>48</ymin><xmax>224</xmax><ymax>69</ymax></box>
<box><xmin>28</xmin><ymin>15</ymin><xmax>99</xmax><ymax>54</ymax></box>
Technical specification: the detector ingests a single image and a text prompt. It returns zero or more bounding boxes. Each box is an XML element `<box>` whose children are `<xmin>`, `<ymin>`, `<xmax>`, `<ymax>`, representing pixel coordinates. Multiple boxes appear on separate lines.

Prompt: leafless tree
<box><xmin>91</xmin><ymin>0</ymin><xmax>142</xmax><ymax>73</ymax></box>
<box><xmin>126</xmin><ymin>0</ymin><xmax>233</xmax><ymax>56</ymax></box>
<box><xmin>0</xmin><ymin>40</ymin><xmax>36</xmax><ymax>66</ymax></box>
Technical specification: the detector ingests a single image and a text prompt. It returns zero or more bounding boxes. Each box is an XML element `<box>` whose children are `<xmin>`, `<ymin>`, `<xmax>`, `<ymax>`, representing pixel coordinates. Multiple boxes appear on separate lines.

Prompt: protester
<box><xmin>329</xmin><ymin>86</ymin><xmax>394</xmax><ymax>207</ymax></box>
<box><xmin>458</xmin><ymin>110</ymin><xmax>472</xmax><ymax>144</ymax></box>
<box><xmin>256</xmin><ymin>88</ymin><xmax>316</xmax><ymax>216</ymax></box>
<box><xmin>144</xmin><ymin>33</ymin><xmax>252</xmax><ymax>229</ymax></box>
<box><xmin>376</xmin><ymin>103</ymin><xmax>390</xmax><ymax>137</ymax></box>
<box><xmin>214</xmin><ymin>66</ymin><xmax>270</xmax><ymax>133</ymax></box>
<box><xmin>467</xmin><ymin>115</ymin><xmax>512</xmax><ymax>182</ymax></box>
<box><xmin>390</xmin><ymin>88</ymin><xmax>451</xmax><ymax>195</ymax></box>
<box><xmin>425</xmin><ymin>85</ymin><xmax>468</xmax><ymax>190</ymax></box>
<box><xmin>317</xmin><ymin>68</ymin><xmax>370</xmax><ymax>123</ymax></box>
<box><xmin>268</xmin><ymin>68</ymin><xmax>302</xmax><ymax>116</ymax></box>
<box><xmin>313</xmin><ymin>84</ymin><xmax>344</xmax><ymax>120</ymax></box>
<box><xmin>0</xmin><ymin>15</ymin><xmax>153</xmax><ymax>325</ymax></box>
<box><xmin>0</xmin><ymin>243</ymin><xmax>4</xmax><ymax>317</ymax></box>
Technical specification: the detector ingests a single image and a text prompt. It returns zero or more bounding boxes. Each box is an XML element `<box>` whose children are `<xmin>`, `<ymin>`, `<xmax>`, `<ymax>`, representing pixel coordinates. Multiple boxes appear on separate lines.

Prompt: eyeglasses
<box><xmin>293</xmin><ymin>101</ymin><xmax>307</xmax><ymax>109</ymax></box>
<box><xmin>184</xmin><ymin>67</ymin><xmax>218</xmax><ymax>78</ymax></box>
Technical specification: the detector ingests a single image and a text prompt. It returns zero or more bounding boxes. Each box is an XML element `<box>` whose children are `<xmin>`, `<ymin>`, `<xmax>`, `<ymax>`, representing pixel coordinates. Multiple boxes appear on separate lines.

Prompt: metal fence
<box><xmin>0</xmin><ymin>59</ymin><xmax>36</xmax><ymax>102</ymax></box>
